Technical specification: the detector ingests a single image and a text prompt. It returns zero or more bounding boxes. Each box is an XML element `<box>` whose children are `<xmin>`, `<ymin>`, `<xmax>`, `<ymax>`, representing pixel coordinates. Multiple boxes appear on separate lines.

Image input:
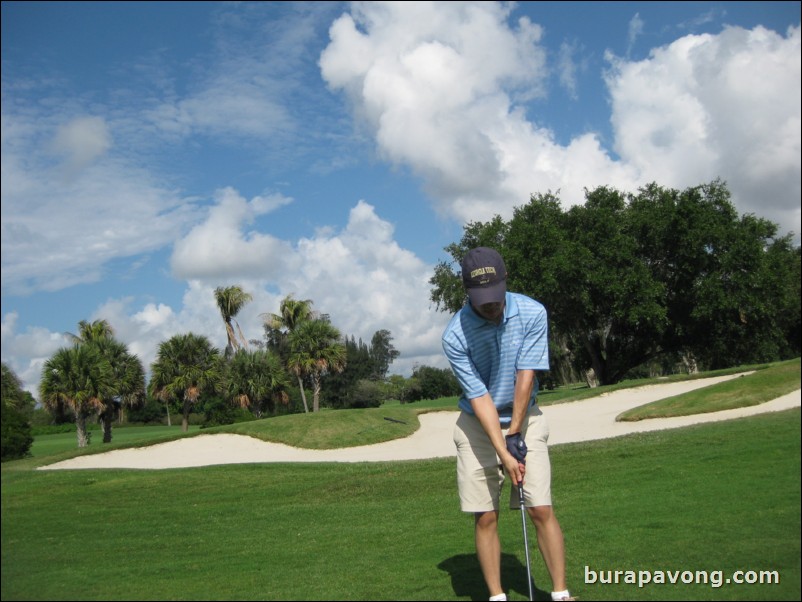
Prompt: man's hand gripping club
<box><xmin>505</xmin><ymin>432</ymin><xmax>528</xmax><ymax>485</ymax></box>
<box><xmin>505</xmin><ymin>432</ymin><xmax>528</xmax><ymax>464</ymax></box>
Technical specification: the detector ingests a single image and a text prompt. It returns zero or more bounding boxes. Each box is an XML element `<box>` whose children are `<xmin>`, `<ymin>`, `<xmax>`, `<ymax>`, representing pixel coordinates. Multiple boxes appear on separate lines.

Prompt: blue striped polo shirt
<box><xmin>442</xmin><ymin>291</ymin><xmax>549</xmax><ymax>425</ymax></box>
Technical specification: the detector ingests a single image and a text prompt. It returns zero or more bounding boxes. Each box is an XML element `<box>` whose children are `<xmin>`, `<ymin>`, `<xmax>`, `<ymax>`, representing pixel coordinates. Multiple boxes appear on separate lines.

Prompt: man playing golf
<box><xmin>442</xmin><ymin>246</ymin><xmax>575</xmax><ymax>602</ymax></box>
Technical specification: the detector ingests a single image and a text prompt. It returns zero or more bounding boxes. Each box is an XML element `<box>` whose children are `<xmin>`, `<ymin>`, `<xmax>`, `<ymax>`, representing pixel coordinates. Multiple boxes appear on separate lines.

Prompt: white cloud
<box><xmin>0</xmin><ymin>312</ymin><xmax>69</xmax><ymax>400</ymax></box>
<box><xmin>321</xmin><ymin>4</ymin><xmax>800</xmax><ymax>240</ymax></box>
<box><xmin>557</xmin><ymin>40</ymin><xmax>582</xmax><ymax>100</ymax></box>
<box><xmin>1</xmin><ymin>109</ymin><xmax>202</xmax><ymax>295</ymax></box>
<box><xmin>627</xmin><ymin>13</ymin><xmax>645</xmax><ymax>57</ymax></box>
<box><xmin>170</xmin><ymin>186</ymin><xmax>296</xmax><ymax>280</ymax></box>
<box><xmin>3</xmin><ymin>192</ymin><xmax>451</xmax><ymax>400</ymax></box>
<box><xmin>283</xmin><ymin>200</ymin><xmax>451</xmax><ymax>376</ymax></box>
<box><xmin>167</xmin><ymin>188</ymin><xmax>453</xmax><ymax>380</ymax></box>
<box><xmin>606</xmin><ymin>24</ymin><xmax>801</xmax><ymax>237</ymax></box>
<box><xmin>151</xmin><ymin>79</ymin><xmax>292</xmax><ymax>142</ymax></box>
<box><xmin>49</xmin><ymin>116</ymin><xmax>112</xmax><ymax>176</ymax></box>
<box><xmin>321</xmin><ymin>1</ymin><xmax>553</xmax><ymax>221</ymax></box>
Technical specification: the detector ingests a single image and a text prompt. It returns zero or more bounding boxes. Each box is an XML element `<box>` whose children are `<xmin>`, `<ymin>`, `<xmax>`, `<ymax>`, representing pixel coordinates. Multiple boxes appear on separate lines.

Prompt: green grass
<box><xmin>28</xmin><ymin>425</ymin><xmax>203</xmax><ymax>458</ymax></box>
<box><xmin>220</xmin><ymin>405</ymin><xmax>421</xmax><ymax>448</ymax></box>
<box><xmin>554</xmin><ymin>409</ymin><xmax>800</xmax><ymax>601</ymax></box>
<box><xmin>2</xmin><ymin>361</ymin><xmax>800</xmax><ymax>601</ymax></box>
<box><xmin>617</xmin><ymin>358</ymin><xmax>801</xmax><ymax>421</ymax></box>
<box><xmin>533</xmin><ymin>360</ymin><xmax>794</xmax><ymax>407</ymax></box>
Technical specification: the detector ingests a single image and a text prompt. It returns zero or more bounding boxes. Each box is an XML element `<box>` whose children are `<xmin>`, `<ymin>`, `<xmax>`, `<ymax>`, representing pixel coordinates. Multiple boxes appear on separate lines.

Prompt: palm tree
<box><xmin>287</xmin><ymin>318</ymin><xmax>347</xmax><ymax>412</ymax></box>
<box><xmin>65</xmin><ymin>318</ymin><xmax>114</xmax><ymax>344</ymax></box>
<box><xmin>149</xmin><ymin>333</ymin><xmax>222</xmax><ymax>432</ymax></box>
<box><xmin>223</xmin><ymin>349</ymin><xmax>290</xmax><ymax>417</ymax></box>
<box><xmin>92</xmin><ymin>338</ymin><xmax>146</xmax><ymax>442</ymax></box>
<box><xmin>214</xmin><ymin>286</ymin><xmax>253</xmax><ymax>358</ymax></box>
<box><xmin>65</xmin><ymin>319</ymin><xmax>145</xmax><ymax>442</ymax></box>
<box><xmin>261</xmin><ymin>294</ymin><xmax>315</xmax><ymax>354</ymax></box>
<box><xmin>261</xmin><ymin>294</ymin><xmax>316</xmax><ymax>411</ymax></box>
<box><xmin>39</xmin><ymin>345</ymin><xmax>115</xmax><ymax>447</ymax></box>
<box><xmin>272</xmin><ymin>295</ymin><xmax>315</xmax><ymax>331</ymax></box>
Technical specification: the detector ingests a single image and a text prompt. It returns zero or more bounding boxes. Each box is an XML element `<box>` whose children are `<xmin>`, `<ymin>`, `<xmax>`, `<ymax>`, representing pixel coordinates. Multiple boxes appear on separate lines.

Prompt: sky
<box><xmin>2</xmin><ymin>1</ymin><xmax>800</xmax><ymax>401</ymax></box>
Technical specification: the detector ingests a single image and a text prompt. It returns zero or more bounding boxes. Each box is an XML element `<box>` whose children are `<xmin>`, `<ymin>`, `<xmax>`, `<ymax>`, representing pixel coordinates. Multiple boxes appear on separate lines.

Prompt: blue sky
<box><xmin>2</xmin><ymin>1</ymin><xmax>800</xmax><ymax>399</ymax></box>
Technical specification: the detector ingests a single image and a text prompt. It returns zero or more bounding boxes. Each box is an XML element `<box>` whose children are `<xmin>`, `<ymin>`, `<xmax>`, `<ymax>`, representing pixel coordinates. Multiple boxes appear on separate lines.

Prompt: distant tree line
<box><xmin>430</xmin><ymin>180</ymin><xmax>800</xmax><ymax>386</ymax></box>
<box><xmin>2</xmin><ymin>291</ymin><xmax>451</xmax><ymax>457</ymax></box>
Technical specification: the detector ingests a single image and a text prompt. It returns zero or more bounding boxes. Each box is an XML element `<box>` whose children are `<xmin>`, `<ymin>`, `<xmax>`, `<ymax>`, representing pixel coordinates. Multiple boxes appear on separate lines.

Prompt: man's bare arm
<box><xmin>508</xmin><ymin>369</ymin><xmax>536</xmax><ymax>435</ymax></box>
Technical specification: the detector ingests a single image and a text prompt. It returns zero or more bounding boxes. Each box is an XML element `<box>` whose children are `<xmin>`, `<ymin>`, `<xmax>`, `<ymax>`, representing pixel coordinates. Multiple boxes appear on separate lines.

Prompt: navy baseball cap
<box><xmin>461</xmin><ymin>247</ymin><xmax>507</xmax><ymax>306</ymax></box>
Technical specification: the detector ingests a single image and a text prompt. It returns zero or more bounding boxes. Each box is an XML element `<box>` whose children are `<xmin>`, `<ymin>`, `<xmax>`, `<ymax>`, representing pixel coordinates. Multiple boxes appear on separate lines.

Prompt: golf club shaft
<box><xmin>518</xmin><ymin>482</ymin><xmax>534</xmax><ymax>602</ymax></box>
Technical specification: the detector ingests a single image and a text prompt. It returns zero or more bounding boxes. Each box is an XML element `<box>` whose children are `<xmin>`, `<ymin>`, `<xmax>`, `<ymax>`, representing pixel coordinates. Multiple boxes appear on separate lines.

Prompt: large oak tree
<box><xmin>430</xmin><ymin>180</ymin><xmax>800</xmax><ymax>385</ymax></box>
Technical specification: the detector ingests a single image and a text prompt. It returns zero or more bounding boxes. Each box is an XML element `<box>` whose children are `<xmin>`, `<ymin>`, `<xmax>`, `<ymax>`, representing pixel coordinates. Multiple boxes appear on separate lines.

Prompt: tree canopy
<box><xmin>149</xmin><ymin>333</ymin><xmax>222</xmax><ymax>431</ymax></box>
<box><xmin>430</xmin><ymin>180</ymin><xmax>800</xmax><ymax>385</ymax></box>
<box><xmin>214</xmin><ymin>285</ymin><xmax>253</xmax><ymax>357</ymax></box>
<box><xmin>40</xmin><ymin>345</ymin><xmax>115</xmax><ymax>447</ymax></box>
<box><xmin>1</xmin><ymin>363</ymin><xmax>34</xmax><ymax>461</ymax></box>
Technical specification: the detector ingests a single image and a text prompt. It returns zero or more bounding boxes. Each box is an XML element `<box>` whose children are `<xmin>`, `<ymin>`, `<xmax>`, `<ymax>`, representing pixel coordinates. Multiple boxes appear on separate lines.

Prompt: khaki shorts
<box><xmin>453</xmin><ymin>406</ymin><xmax>552</xmax><ymax>512</ymax></box>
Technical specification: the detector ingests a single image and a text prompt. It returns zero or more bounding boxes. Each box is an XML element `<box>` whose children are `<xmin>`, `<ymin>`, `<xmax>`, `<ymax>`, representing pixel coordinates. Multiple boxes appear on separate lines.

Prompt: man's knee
<box><xmin>527</xmin><ymin>504</ymin><xmax>554</xmax><ymax>525</ymax></box>
<box><xmin>475</xmin><ymin>510</ymin><xmax>499</xmax><ymax>530</ymax></box>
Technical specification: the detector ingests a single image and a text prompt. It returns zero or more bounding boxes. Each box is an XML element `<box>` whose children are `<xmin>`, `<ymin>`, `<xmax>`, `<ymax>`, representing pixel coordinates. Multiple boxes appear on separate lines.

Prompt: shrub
<box><xmin>1</xmin><ymin>401</ymin><xmax>33</xmax><ymax>461</ymax></box>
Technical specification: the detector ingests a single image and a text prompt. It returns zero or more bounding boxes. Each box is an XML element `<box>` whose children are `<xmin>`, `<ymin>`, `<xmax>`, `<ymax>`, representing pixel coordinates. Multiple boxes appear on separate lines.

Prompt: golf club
<box><xmin>518</xmin><ymin>481</ymin><xmax>535</xmax><ymax>601</ymax></box>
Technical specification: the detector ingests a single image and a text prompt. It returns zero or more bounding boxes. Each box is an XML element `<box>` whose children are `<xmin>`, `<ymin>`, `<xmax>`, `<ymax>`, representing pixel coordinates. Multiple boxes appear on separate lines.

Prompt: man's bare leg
<box><xmin>529</xmin><ymin>505</ymin><xmax>567</xmax><ymax>591</ymax></box>
<box><xmin>476</xmin><ymin>510</ymin><xmax>504</xmax><ymax>598</ymax></box>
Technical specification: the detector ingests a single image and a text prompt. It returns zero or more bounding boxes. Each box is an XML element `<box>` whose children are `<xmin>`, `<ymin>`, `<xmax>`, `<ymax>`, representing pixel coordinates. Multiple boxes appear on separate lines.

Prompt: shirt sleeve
<box><xmin>442</xmin><ymin>335</ymin><xmax>488</xmax><ymax>401</ymax></box>
<box><xmin>516</xmin><ymin>304</ymin><xmax>550</xmax><ymax>371</ymax></box>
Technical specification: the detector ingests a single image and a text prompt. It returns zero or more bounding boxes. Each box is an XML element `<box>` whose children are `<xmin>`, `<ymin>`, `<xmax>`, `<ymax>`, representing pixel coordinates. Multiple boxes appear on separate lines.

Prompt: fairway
<box><xmin>2</xmin><ymin>408</ymin><xmax>800</xmax><ymax>601</ymax></box>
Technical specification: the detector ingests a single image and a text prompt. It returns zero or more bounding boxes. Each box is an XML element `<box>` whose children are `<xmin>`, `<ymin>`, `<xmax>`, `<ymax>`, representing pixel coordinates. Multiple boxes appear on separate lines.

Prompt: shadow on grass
<box><xmin>438</xmin><ymin>553</ymin><xmax>552</xmax><ymax>601</ymax></box>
